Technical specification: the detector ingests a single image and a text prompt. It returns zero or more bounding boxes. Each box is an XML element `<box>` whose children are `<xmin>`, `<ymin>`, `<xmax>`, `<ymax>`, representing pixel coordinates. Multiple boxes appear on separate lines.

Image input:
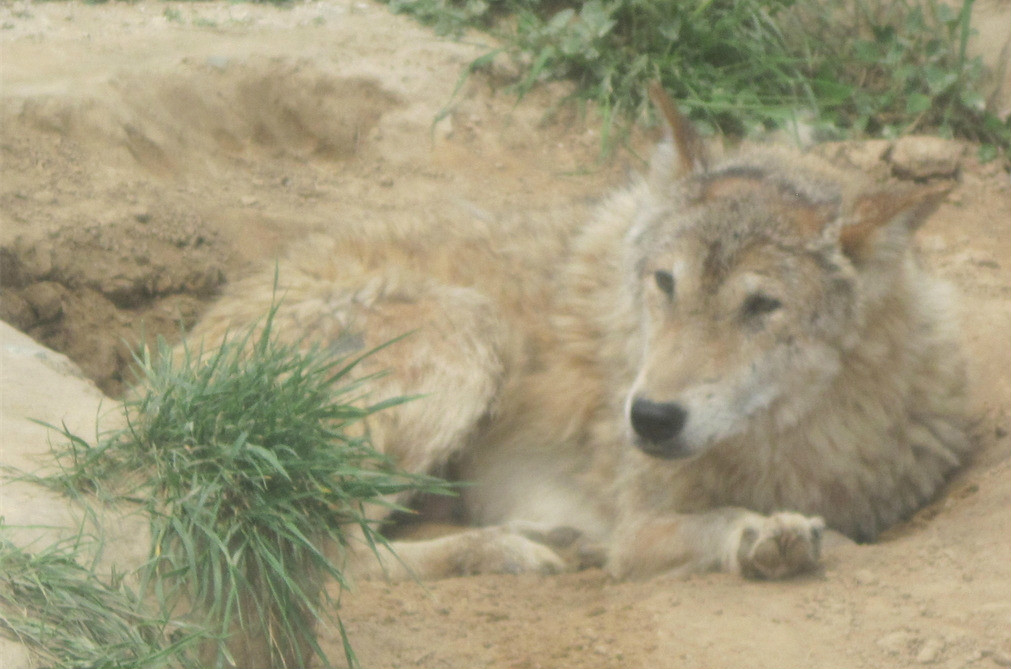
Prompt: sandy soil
<box><xmin>1</xmin><ymin>2</ymin><xmax>1009</xmax><ymax>668</ymax></box>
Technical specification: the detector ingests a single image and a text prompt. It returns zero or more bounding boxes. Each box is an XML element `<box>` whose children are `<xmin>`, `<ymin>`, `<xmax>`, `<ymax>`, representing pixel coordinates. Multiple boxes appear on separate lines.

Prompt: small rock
<box><xmin>102</xmin><ymin>277</ymin><xmax>144</xmax><ymax>308</ymax></box>
<box><xmin>22</xmin><ymin>281</ymin><xmax>64</xmax><ymax>322</ymax></box>
<box><xmin>987</xmin><ymin>649</ymin><xmax>1011</xmax><ymax>667</ymax></box>
<box><xmin>185</xmin><ymin>267</ymin><xmax>224</xmax><ymax>294</ymax></box>
<box><xmin>0</xmin><ymin>291</ymin><xmax>36</xmax><ymax>330</ymax></box>
<box><xmin>854</xmin><ymin>569</ymin><xmax>878</xmax><ymax>585</ymax></box>
<box><xmin>890</xmin><ymin>136</ymin><xmax>964</xmax><ymax>180</ymax></box>
<box><xmin>153</xmin><ymin>270</ymin><xmax>177</xmax><ymax>295</ymax></box>
<box><xmin>843</xmin><ymin>139</ymin><xmax>893</xmax><ymax>171</ymax></box>
<box><xmin>964</xmin><ymin>649</ymin><xmax>983</xmax><ymax>664</ymax></box>
<box><xmin>877</xmin><ymin>630</ymin><xmax>917</xmax><ymax>655</ymax></box>
<box><xmin>17</xmin><ymin>244</ymin><xmax>52</xmax><ymax>278</ymax></box>
<box><xmin>433</xmin><ymin>115</ymin><xmax>453</xmax><ymax>141</ymax></box>
<box><xmin>205</xmin><ymin>55</ymin><xmax>230</xmax><ymax>70</ymax></box>
<box><xmin>916</xmin><ymin>637</ymin><xmax>944</xmax><ymax>664</ymax></box>
<box><xmin>0</xmin><ymin>247</ymin><xmax>28</xmax><ymax>287</ymax></box>
<box><xmin>488</xmin><ymin>52</ymin><xmax>523</xmax><ymax>82</ymax></box>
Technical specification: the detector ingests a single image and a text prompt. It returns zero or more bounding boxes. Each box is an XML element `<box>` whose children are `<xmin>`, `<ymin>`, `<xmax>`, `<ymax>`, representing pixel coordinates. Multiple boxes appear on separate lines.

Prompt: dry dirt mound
<box><xmin>1</xmin><ymin>59</ymin><xmax>402</xmax><ymax>393</ymax></box>
<box><xmin>1</xmin><ymin>2</ymin><xmax>1009</xmax><ymax>669</ymax></box>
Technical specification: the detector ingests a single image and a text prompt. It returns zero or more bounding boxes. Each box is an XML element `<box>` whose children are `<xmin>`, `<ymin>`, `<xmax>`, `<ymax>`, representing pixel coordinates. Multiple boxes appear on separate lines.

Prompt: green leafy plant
<box><xmin>794</xmin><ymin>0</ymin><xmax>1009</xmax><ymax>154</ymax></box>
<box><xmin>17</xmin><ymin>303</ymin><xmax>452</xmax><ymax>668</ymax></box>
<box><xmin>382</xmin><ymin>0</ymin><xmax>1009</xmax><ymax>156</ymax></box>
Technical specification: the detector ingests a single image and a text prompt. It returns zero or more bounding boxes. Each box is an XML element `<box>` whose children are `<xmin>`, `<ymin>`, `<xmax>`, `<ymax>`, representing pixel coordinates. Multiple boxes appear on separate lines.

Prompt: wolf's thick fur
<box><xmin>186</xmin><ymin>90</ymin><xmax>971</xmax><ymax>581</ymax></box>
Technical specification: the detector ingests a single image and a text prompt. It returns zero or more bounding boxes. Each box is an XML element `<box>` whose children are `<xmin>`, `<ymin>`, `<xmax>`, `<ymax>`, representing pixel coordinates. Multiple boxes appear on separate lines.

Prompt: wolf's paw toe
<box><xmin>737</xmin><ymin>512</ymin><xmax>824</xmax><ymax>580</ymax></box>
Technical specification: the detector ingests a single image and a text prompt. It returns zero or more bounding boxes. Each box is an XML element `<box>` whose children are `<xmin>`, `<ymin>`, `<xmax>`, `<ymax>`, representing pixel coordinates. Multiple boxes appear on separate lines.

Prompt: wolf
<box><xmin>185</xmin><ymin>85</ymin><xmax>971</xmax><ymax>581</ymax></box>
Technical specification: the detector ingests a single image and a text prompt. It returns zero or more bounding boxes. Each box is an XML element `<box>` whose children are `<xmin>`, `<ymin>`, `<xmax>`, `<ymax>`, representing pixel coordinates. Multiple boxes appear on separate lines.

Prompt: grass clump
<box><xmin>0</xmin><ymin>531</ymin><xmax>201</xmax><ymax>669</ymax></box>
<box><xmin>790</xmin><ymin>0</ymin><xmax>1006</xmax><ymax>149</ymax></box>
<box><xmin>383</xmin><ymin>0</ymin><xmax>1009</xmax><ymax>157</ymax></box>
<box><xmin>18</xmin><ymin>303</ymin><xmax>451</xmax><ymax>668</ymax></box>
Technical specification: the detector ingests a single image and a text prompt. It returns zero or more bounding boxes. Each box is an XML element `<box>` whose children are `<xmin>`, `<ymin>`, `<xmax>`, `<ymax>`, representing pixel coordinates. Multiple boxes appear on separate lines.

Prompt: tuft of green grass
<box><xmin>383</xmin><ymin>0</ymin><xmax>1009</xmax><ymax>157</ymax></box>
<box><xmin>0</xmin><ymin>530</ymin><xmax>203</xmax><ymax>669</ymax></box>
<box><xmin>20</xmin><ymin>302</ymin><xmax>452</xmax><ymax>668</ymax></box>
<box><xmin>789</xmin><ymin>0</ymin><xmax>1008</xmax><ymax>151</ymax></box>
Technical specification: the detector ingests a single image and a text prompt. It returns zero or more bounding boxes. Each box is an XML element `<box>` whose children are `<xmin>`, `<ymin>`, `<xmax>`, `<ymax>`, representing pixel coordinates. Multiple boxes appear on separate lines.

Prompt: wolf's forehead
<box><xmin>636</xmin><ymin>156</ymin><xmax>844</xmax><ymax>267</ymax></box>
<box><xmin>672</xmin><ymin>163</ymin><xmax>842</xmax><ymax>249</ymax></box>
<box><xmin>696</xmin><ymin>163</ymin><xmax>839</xmax><ymax>206</ymax></box>
<box><xmin>671</xmin><ymin>228</ymin><xmax>767</xmax><ymax>287</ymax></box>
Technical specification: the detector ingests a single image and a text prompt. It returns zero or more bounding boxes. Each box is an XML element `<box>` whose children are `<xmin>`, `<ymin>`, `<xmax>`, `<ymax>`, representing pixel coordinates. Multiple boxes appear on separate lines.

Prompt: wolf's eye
<box><xmin>654</xmin><ymin>270</ymin><xmax>675</xmax><ymax>298</ymax></box>
<box><xmin>742</xmin><ymin>293</ymin><xmax>782</xmax><ymax>318</ymax></box>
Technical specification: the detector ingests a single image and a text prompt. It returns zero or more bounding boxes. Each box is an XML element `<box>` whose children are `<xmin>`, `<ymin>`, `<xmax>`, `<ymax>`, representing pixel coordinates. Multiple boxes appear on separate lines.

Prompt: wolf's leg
<box><xmin>193</xmin><ymin>260</ymin><xmax>584</xmax><ymax>579</ymax></box>
<box><xmin>606</xmin><ymin>508</ymin><xmax>825</xmax><ymax>580</ymax></box>
<box><xmin>318</xmin><ymin>282</ymin><xmax>577</xmax><ymax>579</ymax></box>
<box><xmin>297</xmin><ymin>277</ymin><xmax>585</xmax><ymax>578</ymax></box>
<box><xmin>348</xmin><ymin>523</ymin><xmax>592</xmax><ymax>580</ymax></box>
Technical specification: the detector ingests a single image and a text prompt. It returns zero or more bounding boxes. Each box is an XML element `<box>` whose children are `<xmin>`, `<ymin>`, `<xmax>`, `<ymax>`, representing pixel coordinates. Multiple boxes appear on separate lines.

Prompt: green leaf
<box><xmin>905</xmin><ymin>93</ymin><xmax>932</xmax><ymax>115</ymax></box>
<box><xmin>852</xmin><ymin>39</ymin><xmax>881</xmax><ymax>64</ymax></box>
<box><xmin>977</xmin><ymin>144</ymin><xmax>998</xmax><ymax>163</ymax></box>
<box><xmin>959</xmin><ymin>89</ymin><xmax>986</xmax><ymax>112</ymax></box>
<box><xmin>579</xmin><ymin>0</ymin><xmax>616</xmax><ymax>39</ymax></box>
<box><xmin>924</xmin><ymin>66</ymin><xmax>959</xmax><ymax>94</ymax></box>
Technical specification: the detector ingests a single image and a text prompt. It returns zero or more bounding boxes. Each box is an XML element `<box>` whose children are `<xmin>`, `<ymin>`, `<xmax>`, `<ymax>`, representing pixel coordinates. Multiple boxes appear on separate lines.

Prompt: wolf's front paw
<box><xmin>736</xmin><ymin>512</ymin><xmax>824</xmax><ymax>579</ymax></box>
<box><xmin>505</xmin><ymin>521</ymin><xmax>607</xmax><ymax>570</ymax></box>
<box><xmin>461</xmin><ymin>526</ymin><xmax>569</xmax><ymax>576</ymax></box>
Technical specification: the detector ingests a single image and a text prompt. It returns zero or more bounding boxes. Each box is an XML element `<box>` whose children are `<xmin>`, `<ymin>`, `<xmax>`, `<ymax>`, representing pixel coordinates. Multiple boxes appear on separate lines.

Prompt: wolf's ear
<box><xmin>839</xmin><ymin>182</ymin><xmax>951</xmax><ymax>262</ymax></box>
<box><xmin>649</xmin><ymin>82</ymin><xmax>708</xmax><ymax>180</ymax></box>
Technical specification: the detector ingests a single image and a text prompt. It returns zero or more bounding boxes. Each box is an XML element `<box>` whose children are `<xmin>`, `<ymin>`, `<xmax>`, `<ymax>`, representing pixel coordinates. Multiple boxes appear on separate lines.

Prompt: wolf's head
<box><xmin>625</xmin><ymin>85</ymin><xmax>949</xmax><ymax>460</ymax></box>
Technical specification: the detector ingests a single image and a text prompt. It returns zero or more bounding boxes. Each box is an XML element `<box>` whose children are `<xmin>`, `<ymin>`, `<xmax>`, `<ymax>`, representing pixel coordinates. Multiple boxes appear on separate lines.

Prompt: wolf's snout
<box><xmin>629</xmin><ymin>398</ymin><xmax>688</xmax><ymax>457</ymax></box>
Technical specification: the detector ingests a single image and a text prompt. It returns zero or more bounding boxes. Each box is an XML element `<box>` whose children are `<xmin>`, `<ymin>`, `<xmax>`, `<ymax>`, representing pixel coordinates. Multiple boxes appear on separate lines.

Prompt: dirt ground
<box><xmin>1</xmin><ymin>2</ymin><xmax>1009</xmax><ymax>668</ymax></box>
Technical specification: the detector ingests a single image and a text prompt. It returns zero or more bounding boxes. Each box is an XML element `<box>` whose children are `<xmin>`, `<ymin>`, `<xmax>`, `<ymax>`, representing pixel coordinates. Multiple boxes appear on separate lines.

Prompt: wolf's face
<box><xmin>622</xmin><ymin>88</ymin><xmax>948</xmax><ymax>462</ymax></box>
<box><xmin>624</xmin><ymin>165</ymin><xmax>860</xmax><ymax>459</ymax></box>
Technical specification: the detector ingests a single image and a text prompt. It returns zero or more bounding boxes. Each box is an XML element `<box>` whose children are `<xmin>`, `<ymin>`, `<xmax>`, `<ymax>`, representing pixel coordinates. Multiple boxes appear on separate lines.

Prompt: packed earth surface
<box><xmin>1</xmin><ymin>2</ymin><xmax>1009</xmax><ymax>668</ymax></box>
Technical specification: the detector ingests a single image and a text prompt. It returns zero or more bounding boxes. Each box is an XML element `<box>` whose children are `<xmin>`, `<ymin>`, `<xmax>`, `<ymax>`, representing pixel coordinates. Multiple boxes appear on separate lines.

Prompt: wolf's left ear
<box><xmin>839</xmin><ymin>182</ymin><xmax>951</xmax><ymax>262</ymax></box>
<box><xmin>648</xmin><ymin>82</ymin><xmax>708</xmax><ymax>181</ymax></box>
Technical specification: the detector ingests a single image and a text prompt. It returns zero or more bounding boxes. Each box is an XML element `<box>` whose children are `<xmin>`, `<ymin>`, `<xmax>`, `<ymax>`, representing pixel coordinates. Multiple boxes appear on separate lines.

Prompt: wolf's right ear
<box><xmin>839</xmin><ymin>182</ymin><xmax>951</xmax><ymax>262</ymax></box>
<box><xmin>648</xmin><ymin>82</ymin><xmax>708</xmax><ymax>182</ymax></box>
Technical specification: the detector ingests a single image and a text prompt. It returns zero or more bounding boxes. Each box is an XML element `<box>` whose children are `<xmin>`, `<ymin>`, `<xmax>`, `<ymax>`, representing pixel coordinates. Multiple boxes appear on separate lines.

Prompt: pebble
<box><xmin>915</xmin><ymin>637</ymin><xmax>944</xmax><ymax>664</ymax></box>
<box><xmin>890</xmin><ymin>136</ymin><xmax>964</xmax><ymax>180</ymax></box>
<box><xmin>854</xmin><ymin>569</ymin><xmax>878</xmax><ymax>585</ymax></box>
<box><xmin>843</xmin><ymin>139</ymin><xmax>892</xmax><ymax>171</ymax></box>
<box><xmin>877</xmin><ymin>630</ymin><xmax>916</xmax><ymax>655</ymax></box>
<box><xmin>22</xmin><ymin>281</ymin><xmax>63</xmax><ymax>322</ymax></box>
<box><xmin>988</xmin><ymin>649</ymin><xmax>1011</xmax><ymax>667</ymax></box>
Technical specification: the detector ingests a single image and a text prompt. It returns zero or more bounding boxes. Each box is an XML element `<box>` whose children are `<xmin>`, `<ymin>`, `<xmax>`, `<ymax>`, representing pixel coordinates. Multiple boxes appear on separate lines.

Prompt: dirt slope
<box><xmin>1</xmin><ymin>2</ymin><xmax>1009</xmax><ymax>668</ymax></box>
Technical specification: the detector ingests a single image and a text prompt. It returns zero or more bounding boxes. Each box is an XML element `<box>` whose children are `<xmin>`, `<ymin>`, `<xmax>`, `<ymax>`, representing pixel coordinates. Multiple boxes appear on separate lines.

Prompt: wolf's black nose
<box><xmin>630</xmin><ymin>398</ymin><xmax>687</xmax><ymax>445</ymax></box>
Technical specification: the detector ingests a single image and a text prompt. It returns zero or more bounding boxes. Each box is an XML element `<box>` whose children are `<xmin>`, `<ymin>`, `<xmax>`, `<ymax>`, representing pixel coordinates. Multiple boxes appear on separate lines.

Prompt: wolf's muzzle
<box><xmin>629</xmin><ymin>398</ymin><xmax>691</xmax><ymax>459</ymax></box>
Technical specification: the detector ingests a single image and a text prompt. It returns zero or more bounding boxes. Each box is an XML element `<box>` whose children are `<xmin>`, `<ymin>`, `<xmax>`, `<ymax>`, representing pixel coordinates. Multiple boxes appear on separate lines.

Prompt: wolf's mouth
<box><xmin>633</xmin><ymin>436</ymin><xmax>695</xmax><ymax>460</ymax></box>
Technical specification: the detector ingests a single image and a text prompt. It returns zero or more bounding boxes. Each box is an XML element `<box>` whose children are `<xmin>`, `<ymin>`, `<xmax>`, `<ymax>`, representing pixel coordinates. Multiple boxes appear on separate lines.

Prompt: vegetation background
<box><xmin>381</xmin><ymin>0</ymin><xmax>1009</xmax><ymax>158</ymax></box>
